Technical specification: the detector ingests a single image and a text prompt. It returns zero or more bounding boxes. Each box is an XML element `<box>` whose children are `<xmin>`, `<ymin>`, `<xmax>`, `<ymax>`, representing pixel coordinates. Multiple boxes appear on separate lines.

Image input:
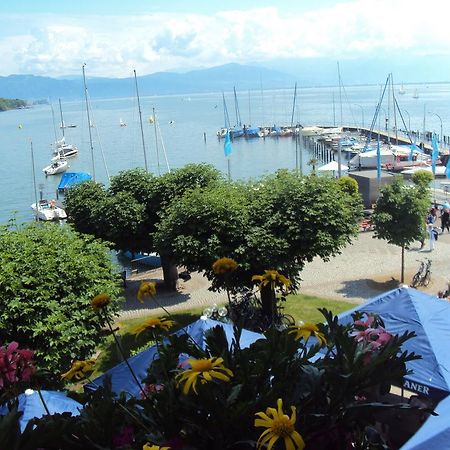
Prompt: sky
<box><xmin>0</xmin><ymin>0</ymin><xmax>448</xmax><ymax>78</ymax></box>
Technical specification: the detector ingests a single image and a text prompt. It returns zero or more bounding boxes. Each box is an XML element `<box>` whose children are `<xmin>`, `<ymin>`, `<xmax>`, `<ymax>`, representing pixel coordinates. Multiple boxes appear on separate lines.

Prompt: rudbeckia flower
<box><xmin>255</xmin><ymin>398</ymin><xmax>305</xmax><ymax>450</ymax></box>
<box><xmin>91</xmin><ymin>294</ymin><xmax>111</xmax><ymax>311</ymax></box>
<box><xmin>288</xmin><ymin>323</ymin><xmax>327</xmax><ymax>347</ymax></box>
<box><xmin>61</xmin><ymin>359</ymin><xmax>96</xmax><ymax>381</ymax></box>
<box><xmin>142</xmin><ymin>444</ymin><xmax>171</xmax><ymax>450</ymax></box>
<box><xmin>175</xmin><ymin>357</ymin><xmax>233</xmax><ymax>395</ymax></box>
<box><xmin>137</xmin><ymin>281</ymin><xmax>157</xmax><ymax>303</ymax></box>
<box><xmin>252</xmin><ymin>270</ymin><xmax>291</xmax><ymax>291</ymax></box>
<box><xmin>212</xmin><ymin>257</ymin><xmax>238</xmax><ymax>275</ymax></box>
<box><xmin>132</xmin><ymin>317</ymin><xmax>175</xmax><ymax>336</ymax></box>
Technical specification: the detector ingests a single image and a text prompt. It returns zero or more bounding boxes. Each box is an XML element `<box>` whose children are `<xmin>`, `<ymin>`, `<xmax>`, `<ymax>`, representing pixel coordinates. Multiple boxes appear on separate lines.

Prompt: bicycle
<box><xmin>410</xmin><ymin>259</ymin><xmax>432</xmax><ymax>288</ymax></box>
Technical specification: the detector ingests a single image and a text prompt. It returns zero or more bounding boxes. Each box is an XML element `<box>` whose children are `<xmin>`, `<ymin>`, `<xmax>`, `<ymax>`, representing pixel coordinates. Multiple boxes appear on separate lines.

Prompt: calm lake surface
<box><xmin>1</xmin><ymin>82</ymin><xmax>449</xmax><ymax>224</ymax></box>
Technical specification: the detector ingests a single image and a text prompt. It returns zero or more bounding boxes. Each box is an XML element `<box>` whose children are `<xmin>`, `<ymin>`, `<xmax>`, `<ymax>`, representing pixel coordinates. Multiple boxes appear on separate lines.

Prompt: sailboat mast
<box><xmin>134</xmin><ymin>69</ymin><xmax>149</xmax><ymax>172</ymax></box>
<box><xmin>50</xmin><ymin>102</ymin><xmax>58</xmax><ymax>142</ymax></box>
<box><xmin>290</xmin><ymin>82</ymin><xmax>297</xmax><ymax>128</ymax></box>
<box><xmin>222</xmin><ymin>92</ymin><xmax>231</xmax><ymax>129</ymax></box>
<box><xmin>82</xmin><ymin>64</ymin><xmax>96</xmax><ymax>181</ymax></box>
<box><xmin>152</xmin><ymin>107</ymin><xmax>161</xmax><ymax>176</ymax></box>
<box><xmin>58</xmin><ymin>98</ymin><xmax>65</xmax><ymax>139</ymax></box>
<box><xmin>337</xmin><ymin>62</ymin><xmax>343</xmax><ymax>178</ymax></box>
<box><xmin>30</xmin><ymin>140</ymin><xmax>39</xmax><ymax>222</ymax></box>
<box><xmin>233</xmin><ymin>86</ymin><xmax>241</xmax><ymax>126</ymax></box>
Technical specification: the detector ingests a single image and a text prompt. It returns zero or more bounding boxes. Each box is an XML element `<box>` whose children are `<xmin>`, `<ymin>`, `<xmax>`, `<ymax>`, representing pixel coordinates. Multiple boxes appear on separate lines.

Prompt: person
<box><xmin>440</xmin><ymin>207</ymin><xmax>450</xmax><ymax>233</ymax></box>
<box><xmin>428</xmin><ymin>223</ymin><xmax>439</xmax><ymax>251</ymax></box>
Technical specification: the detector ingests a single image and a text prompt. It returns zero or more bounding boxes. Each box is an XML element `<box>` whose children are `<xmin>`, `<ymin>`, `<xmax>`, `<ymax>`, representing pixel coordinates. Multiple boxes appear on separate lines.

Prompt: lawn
<box><xmin>92</xmin><ymin>293</ymin><xmax>355</xmax><ymax>377</ymax></box>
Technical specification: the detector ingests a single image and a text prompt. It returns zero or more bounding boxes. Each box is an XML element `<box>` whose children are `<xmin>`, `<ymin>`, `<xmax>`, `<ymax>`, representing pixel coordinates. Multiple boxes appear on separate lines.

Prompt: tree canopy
<box><xmin>0</xmin><ymin>222</ymin><xmax>122</xmax><ymax>372</ymax></box>
<box><xmin>371</xmin><ymin>176</ymin><xmax>430</xmax><ymax>282</ymax></box>
<box><xmin>154</xmin><ymin>170</ymin><xmax>364</xmax><ymax>291</ymax></box>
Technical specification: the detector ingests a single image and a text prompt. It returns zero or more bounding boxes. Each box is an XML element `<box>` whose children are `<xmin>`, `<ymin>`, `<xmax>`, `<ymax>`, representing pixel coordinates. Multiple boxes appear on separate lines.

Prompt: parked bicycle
<box><xmin>410</xmin><ymin>259</ymin><xmax>432</xmax><ymax>288</ymax></box>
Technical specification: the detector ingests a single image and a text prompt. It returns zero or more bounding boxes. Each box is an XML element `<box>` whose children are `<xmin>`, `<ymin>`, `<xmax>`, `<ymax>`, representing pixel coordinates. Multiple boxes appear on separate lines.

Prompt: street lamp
<box><xmin>429</xmin><ymin>112</ymin><xmax>443</xmax><ymax>145</ymax></box>
<box><xmin>354</xmin><ymin>104</ymin><xmax>364</xmax><ymax>129</ymax></box>
<box><xmin>402</xmin><ymin>109</ymin><xmax>411</xmax><ymax>131</ymax></box>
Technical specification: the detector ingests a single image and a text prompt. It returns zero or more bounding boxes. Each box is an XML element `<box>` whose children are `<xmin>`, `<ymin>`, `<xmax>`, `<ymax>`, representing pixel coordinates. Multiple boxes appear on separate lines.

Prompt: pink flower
<box><xmin>0</xmin><ymin>342</ymin><xmax>36</xmax><ymax>390</ymax></box>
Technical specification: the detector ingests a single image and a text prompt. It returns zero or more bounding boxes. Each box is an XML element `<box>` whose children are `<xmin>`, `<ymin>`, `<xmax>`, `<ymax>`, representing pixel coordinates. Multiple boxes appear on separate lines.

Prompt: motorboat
<box><xmin>43</xmin><ymin>159</ymin><xmax>68</xmax><ymax>176</ymax></box>
<box><xmin>401</xmin><ymin>165</ymin><xmax>447</xmax><ymax>177</ymax></box>
<box><xmin>31</xmin><ymin>199</ymin><xmax>67</xmax><ymax>221</ymax></box>
<box><xmin>52</xmin><ymin>143</ymin><xmax>78</xmax><ymax>160</ymax></box>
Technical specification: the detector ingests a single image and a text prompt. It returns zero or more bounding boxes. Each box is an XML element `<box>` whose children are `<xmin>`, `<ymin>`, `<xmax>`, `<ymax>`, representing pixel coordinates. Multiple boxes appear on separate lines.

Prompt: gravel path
<box><xmin>119</xmin><ymin>230</ymin><xmax>450</xmax><ymax>319</ymax></box>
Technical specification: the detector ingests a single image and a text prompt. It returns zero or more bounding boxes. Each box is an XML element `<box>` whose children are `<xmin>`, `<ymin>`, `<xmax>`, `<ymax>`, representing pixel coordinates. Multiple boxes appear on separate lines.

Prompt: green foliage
<box><xmin>1</xmin><ymin>310</ymin><xmax>419</xmax><ymax>449</ymax></box>
<box><xmin>0</xmin><ymin>98</ymin><xmax>27</xmax><ymax>111</ymax></box>
<box><xmin>338</xmin><ymin>175</ymin><xmax>359</xmax><ymax>195</ymax></box>
<box><xmin>155</xmin><ymin>170</ymin><xmax>363</xmax><ymax>292</ymax></box>
<box><xmin>411</xmin><ymin>170</ymin><xmax>434</xmax><ymax>190</ymax></box>
<box><xmin>372</xmin><ymin>176</ymin><xmax>430</xmax><ymax>247</ymax></box>
<box><xmin>0</xmin><ymin>222</ymin><xmax>123</xmax><ymax>372</ymax></box>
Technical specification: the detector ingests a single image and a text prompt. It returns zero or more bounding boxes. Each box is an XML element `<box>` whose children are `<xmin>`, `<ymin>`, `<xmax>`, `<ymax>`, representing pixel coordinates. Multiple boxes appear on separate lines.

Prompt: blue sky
<box><xmin>0</xmin><ymin>0</ymin><xmax>447</xmax><ymax>78</ymax></box>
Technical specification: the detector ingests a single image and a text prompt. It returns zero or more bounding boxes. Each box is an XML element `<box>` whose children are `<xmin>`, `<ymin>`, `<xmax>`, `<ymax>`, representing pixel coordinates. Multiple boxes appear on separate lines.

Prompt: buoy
<box><xmin>18</xmin><ymin>124</ymin><xmax>23</xmax><ymax>129</ymax></box>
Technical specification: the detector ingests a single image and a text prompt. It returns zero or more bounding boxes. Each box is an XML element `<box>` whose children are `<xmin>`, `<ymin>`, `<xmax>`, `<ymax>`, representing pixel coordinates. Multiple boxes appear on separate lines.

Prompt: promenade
<box><xmin>120</xmin><ymin>230</ymin><xmax>450</xmax><ymax>319</ymax></box>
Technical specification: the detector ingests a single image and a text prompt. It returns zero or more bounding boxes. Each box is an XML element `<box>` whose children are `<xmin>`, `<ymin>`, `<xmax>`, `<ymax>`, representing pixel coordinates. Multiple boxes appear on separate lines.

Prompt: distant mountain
<box><xmin>0</xmin><ymin>64</ymin><xmax>296</xmax><ymax>101</ymax></box>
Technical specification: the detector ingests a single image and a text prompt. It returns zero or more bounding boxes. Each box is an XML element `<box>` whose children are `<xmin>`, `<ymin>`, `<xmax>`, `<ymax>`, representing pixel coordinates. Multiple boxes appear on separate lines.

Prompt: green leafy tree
<box><xmin>154</xmin><ymin>171</ymin><xmax>363</xmax><ymax>321</ymax></box>
<box><xmin>0</xmin><ymin>222</ymin><xmax>122</xmax><ymax>372</ymax></box>
<box><xmin>371</xmin><ymin>176</ymin><xmax>430</xmax><ymax>283</ymax></box>
<box><xmin>411</xmin><ymin>169</ymin><xmax>434</xmax><ymax>191</ymax></box>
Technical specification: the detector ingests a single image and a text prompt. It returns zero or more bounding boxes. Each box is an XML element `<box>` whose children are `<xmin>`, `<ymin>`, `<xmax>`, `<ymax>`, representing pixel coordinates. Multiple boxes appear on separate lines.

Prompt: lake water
<box><xmin>1</xmin><ymin>82</ymin><xmax>449</xmax><ymax>224</ymax></box>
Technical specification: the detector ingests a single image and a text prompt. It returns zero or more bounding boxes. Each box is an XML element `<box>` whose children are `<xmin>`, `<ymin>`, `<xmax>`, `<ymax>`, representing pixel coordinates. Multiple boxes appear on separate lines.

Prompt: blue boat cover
<box><xmin>336</xmin><ymin>287</ymin><xmax>450</xmax><ymax>401</ymax></box>
<box><xmin>85</xmin><ymin>318</ymin><xmax>264</xmax><ymax>398</ymax></box>
<box><xmin>58</xmin><ymin>172</ymin><xmax>92</xmax><ymax>191</ymax></box>
<box><xmin>400</xmin><ymin>394</ymin><xmax>450</xmax><ymax>449</ymax></box>
<box><xmin>0</xmin><ymin>390</ymin><xmax>82</xmax><ymax>432</ymax></box>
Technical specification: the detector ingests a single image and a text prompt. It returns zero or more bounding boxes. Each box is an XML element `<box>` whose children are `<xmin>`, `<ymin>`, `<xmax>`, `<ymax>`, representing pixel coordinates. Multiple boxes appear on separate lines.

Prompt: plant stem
<box><xmin>103</xmin><ymin>312</ymin><xmax>149</xmax><ymax>400</ymax></box>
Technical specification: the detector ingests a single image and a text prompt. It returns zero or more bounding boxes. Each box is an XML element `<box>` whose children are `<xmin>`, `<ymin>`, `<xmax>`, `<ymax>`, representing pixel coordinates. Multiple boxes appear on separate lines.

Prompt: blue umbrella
<box><xmin>0</xmin><ymin>389</ymin><xmax>82</xmax><ymax>432</ymax></box>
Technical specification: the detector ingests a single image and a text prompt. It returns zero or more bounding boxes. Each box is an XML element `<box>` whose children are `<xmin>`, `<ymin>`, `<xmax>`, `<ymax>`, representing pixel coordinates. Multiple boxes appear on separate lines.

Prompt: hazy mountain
<box><xmin>0</xmin><ymin>63</ymin><xmax>296</xmax><ymax>101</ymax></box>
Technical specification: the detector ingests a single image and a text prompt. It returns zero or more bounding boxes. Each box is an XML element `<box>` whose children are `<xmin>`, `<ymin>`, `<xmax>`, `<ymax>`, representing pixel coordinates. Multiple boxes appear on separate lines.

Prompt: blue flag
<box><xmin>224</xmin><ymin>130</ymin><xmax>232</xmax><ymax>158</ymax></box>
<box><xmin>431</xmin><ymin>133</ymin><xmax>439</xmax><ymax>175</ymax></box>
<box><xmin>376</xmin><ymin>138</ymin><xmax>381</xmax><ymax>182</ymax></box>
<box><xmin>446</xmin><ymin>155</ymin><xmax>450</xmax><ymax>179</ymax></box>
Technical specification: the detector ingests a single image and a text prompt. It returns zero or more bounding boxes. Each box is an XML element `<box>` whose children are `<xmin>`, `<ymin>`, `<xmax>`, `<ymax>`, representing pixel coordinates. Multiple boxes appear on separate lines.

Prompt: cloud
<box><xmin>0</xmin><ymin>1</ymin><xmax>449</xmax><ymax>77</ymax></box>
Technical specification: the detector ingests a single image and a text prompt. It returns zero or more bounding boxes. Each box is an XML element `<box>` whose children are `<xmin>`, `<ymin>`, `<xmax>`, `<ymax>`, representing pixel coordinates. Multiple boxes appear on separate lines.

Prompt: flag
<box><xmin>409</xmin><ymin>143</ymin><xmax>414</xmax><ymax>161</ymax></box>
<box><xmin>376</xmin><ymin>138</ymin><xmax>381</xmax><ymax>182</ymax></box>
<box><xmin>224</xmin><ymin>129</ymin><xmax>232</xmax><ymax>158</ymax></box>
<box><xmin>446</xmin><ymin>155</ymin><xmax>450</xmax><ymax>179</ymax></box>
<box><xmin>431</xmin><ymin>133</ymin><xmax>439</xmax><ymax>175</ymax></box>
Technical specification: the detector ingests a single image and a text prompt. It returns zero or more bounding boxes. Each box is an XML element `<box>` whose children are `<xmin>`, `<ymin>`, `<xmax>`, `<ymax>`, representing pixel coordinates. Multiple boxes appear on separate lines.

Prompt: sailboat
<box><xmin>119</xmin><ymin>118</ymin><xmax>127</xmax><ymax>127</ymax></box>
<box><xmin>398</xmin><ymin>83</ymin><xmax>406</xmax><ymax>95</ymax></box>
<box><xmin>29</xmin><ymin>141</ymin><xmax>67</xmax><ymax>221</ymax></box>
<box><xmin>53</xmin><ymin>99</ymin><xmax>79</xmax><ymax>158</ymax></box>
<box><xmin>413</xmin><ymin>89</ymin><xmax>419</xmax><ymax>99</ymax></box>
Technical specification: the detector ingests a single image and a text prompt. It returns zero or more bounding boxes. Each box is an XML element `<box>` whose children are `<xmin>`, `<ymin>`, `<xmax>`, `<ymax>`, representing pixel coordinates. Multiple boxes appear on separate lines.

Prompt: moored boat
<box><xmin>43</xmin><ymin>159</ymin><xmax>68</xmax><ymax>176</ymax></box>
<box><xmin>31</xmin><ymin>199</ymin><xmax>67</xmax><ymax>221</ymax></box>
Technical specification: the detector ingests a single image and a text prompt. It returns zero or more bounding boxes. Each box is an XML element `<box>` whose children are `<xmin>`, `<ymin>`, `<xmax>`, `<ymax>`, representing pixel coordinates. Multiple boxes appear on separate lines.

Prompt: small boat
<box><xmin>43</xmin><ymin>159</ymin><xmax>68</xmax><ymax>176</ymax></box>
<box><xmin>398</xmin><ymin>83</ymin><xmax>406</xmax><ymax>95</ymax></box>
<box><xmin>413</xmin><ymin>89</ymin><xmax>419</xmax><ymax>99</ymax></box>
<box><xmin>119</xmin><ymin>118</ymin><xmax>127</xmax><ymax>127</ymax></box>
<box><xmin>60</xmin><ymin>121</ymin><xmax>77</xmax><ymax>129</ymax></box>
<box><xmin>31</xmin><ymin>199</ymin><xmax>67</xmax><ymax>221</ymax></box>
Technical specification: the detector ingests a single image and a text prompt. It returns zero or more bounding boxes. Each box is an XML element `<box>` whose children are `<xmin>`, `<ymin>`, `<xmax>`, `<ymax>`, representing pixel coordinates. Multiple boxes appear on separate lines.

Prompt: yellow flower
<box><xmin>61</xmin><ymin>359</ymin><xmax>96</xmax><ymax>381</ymax></box>
<box><xmin>142</xmin><ymin>444</ymin><xmax>171</xmax><ymax>450</ymax></box>
<box><xmin>137</xmin><ymin>281</ymin><xmax>157</xmax><ymax>303</ymax></box>
<box><xmin>176</xmin><ymin>357</ymin><xmax>233</xmax><ymax>395</ymax></box>
<box><xmin>255</xmin><ymin>398</ymin><xmax>305</xmax><ymax>450</ymax></box>
<box><xmin>252</xmin><ymin>270</ymin><xmax>291</xmax><ymax>291</ymax></box>
<box><xmin>132</xmin><ymin>317</ymin><xmax>176</xmax><ymax>336</ymax></box>
<box><xmin>91</xmin><ymin>294</ymin><xmax>111</xmax><ymax>311</ymax></box>
<box><xmin>288</xmin><ymin>323</ymin><xmax>327</xmax><ymax>347</ymax></box>
<box><xmin>212</xmin><ymin>257</ymin><xmax>238</xmax><ymax>275</ymax></box>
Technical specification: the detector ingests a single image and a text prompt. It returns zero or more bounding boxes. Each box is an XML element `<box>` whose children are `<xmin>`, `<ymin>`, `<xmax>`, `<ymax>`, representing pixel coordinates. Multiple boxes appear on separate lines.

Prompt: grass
<box><xmin>91</xmin><ymin>294</ymin><xmax>355</xmax><ymax>378</ymax></box>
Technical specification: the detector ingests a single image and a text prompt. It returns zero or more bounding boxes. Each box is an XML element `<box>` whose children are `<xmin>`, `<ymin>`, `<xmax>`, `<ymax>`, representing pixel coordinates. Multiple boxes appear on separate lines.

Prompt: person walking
<box><xmin>440</xmin><ymin>207</ymin><xmax>450</xmax><ymax>233</ymax></box>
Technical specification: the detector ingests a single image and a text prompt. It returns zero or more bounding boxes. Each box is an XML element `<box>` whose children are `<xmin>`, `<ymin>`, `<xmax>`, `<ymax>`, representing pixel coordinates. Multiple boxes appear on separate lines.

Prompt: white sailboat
<box><xmin>42</xmin><ymin>158</ymin><xmax>68</xmax><ymax>176</ymax></box>
<box><xmin>119</xmin><ymin>118</ymin><xmax>127</xmax><ymax>127</ymax></box>
<box><xmin>398</xmin><ymin>83</ymin><xmax>406</xmax><ymax>95</ymax></box>
<box><xmin>54</xmin><ymin>99</ymin><xmax>79</xmax><ymax>158</ymax></box>
<box><xmin>413</xmin><ymin>89</ymin><xmax>419</xmax><ymax>99</ymax></box>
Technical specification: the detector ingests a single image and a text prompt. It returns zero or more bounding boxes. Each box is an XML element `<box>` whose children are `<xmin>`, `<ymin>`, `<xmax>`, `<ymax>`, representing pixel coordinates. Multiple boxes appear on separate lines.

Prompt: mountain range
<box><xmin>2</xmin><ymin>56</ymin><xmax>450</xmax><ymax>101</ymax></box>
<box><xmin>0</xmin><ymin>64</ymin><xmax>297</xmax><ymax>101</ymax></box>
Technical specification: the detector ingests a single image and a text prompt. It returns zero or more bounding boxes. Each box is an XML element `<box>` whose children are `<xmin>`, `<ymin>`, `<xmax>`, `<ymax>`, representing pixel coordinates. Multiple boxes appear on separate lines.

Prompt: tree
<box><xmin>371</xmin><ymin>176</ymin><xmax>430</xmax><ymax>283</ymax></box>
<box><xmin>65</xmin><ymin>164</ymin><xmax>222</xmax><ymax>290</ymax></box>
<box><xmin>0</xmin><ymin>222</ymin><xmax>122</xmax><ymax>372</ymax></box>
<box><xmin>411</xmin><ymin>169</ymin><xmax>434</xmax><ymax>190</ymax></box>
<box><xmin>154</xmin><ymin>171</ymin><xmax>363</xmax><ymax>321</ymax></box>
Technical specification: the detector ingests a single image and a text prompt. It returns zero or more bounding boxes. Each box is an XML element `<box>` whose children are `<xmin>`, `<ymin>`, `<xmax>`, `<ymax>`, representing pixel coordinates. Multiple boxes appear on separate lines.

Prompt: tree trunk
<box><xmin>260</xmin><ymin>284</ymin><xmax>276</xmax><ymax>326</ymax></box>
<box><xmin>160</xmin><ymin>255</ymin><xmax>178</xmax><ymax>291</ymax></box>
<box><xmin>401</xmin><ymin>245</ymin><xmax>405</xmax><ymax>284</ymax></box>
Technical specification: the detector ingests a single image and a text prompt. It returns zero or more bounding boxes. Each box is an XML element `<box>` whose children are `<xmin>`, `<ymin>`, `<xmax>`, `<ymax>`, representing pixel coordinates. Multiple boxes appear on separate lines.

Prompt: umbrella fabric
<box><xmin>0</xmin><ymin>389</ymin><xmax>82</xmax><ymax>432</ymax></box>
<box><xmin>85</xmin><ymin>319</ymin><xmax>264</xmax><ymax>398</ymax></box>
<box><xmin>337</xmin><ymin>287</ymin><xmax>450</xmax><ymax>401</ymax></box>
<box><xmin>400</xmin><ymin>394</ymin><xmax>450</xmax><ymax>449</ymax></box>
